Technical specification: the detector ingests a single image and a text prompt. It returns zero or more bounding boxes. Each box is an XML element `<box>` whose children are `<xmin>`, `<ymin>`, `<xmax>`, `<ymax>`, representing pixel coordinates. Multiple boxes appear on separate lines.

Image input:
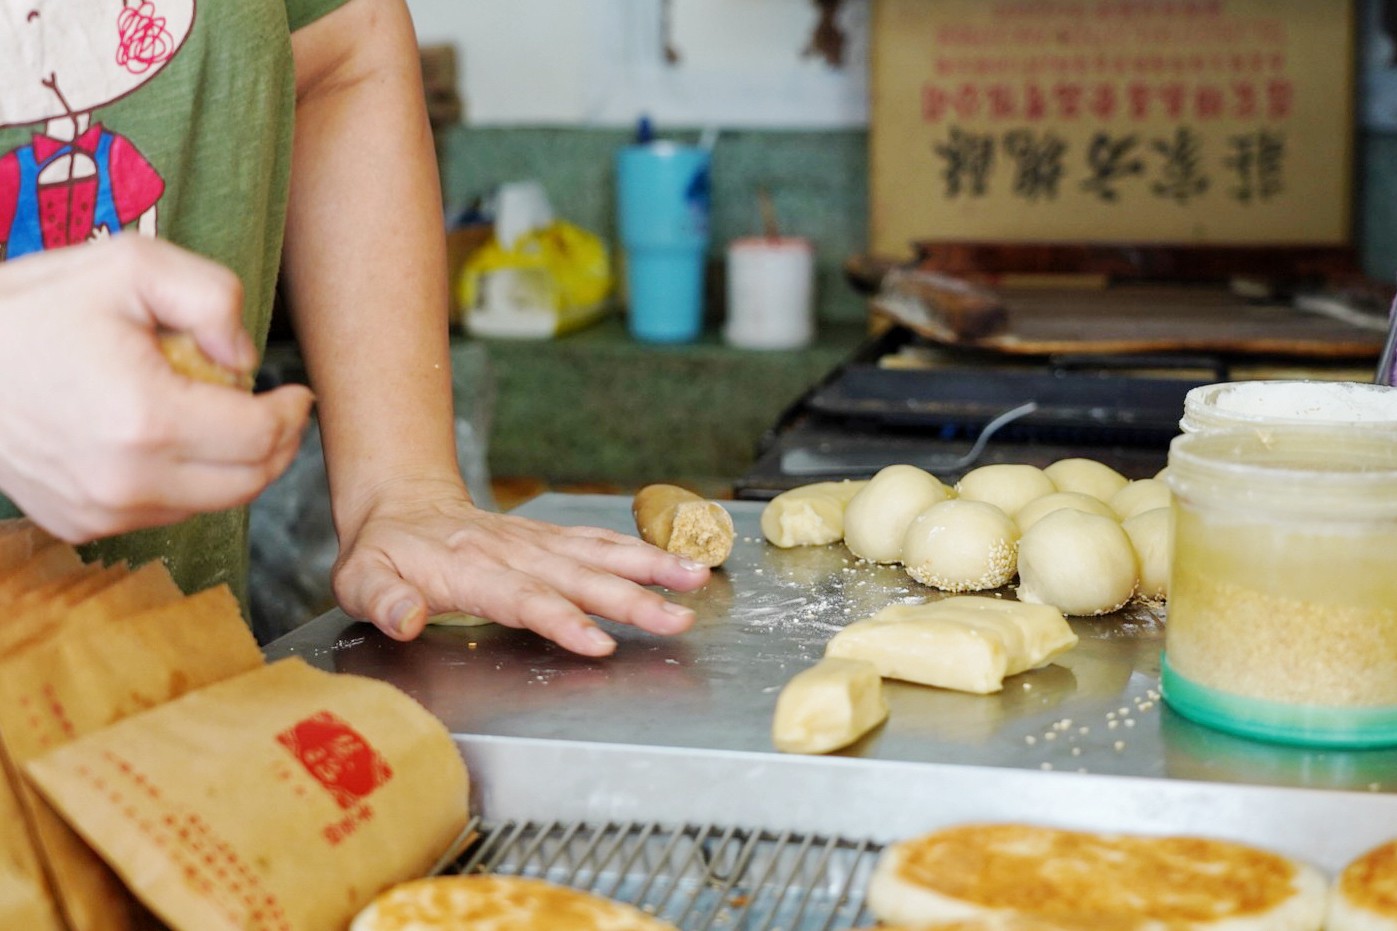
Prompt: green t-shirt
<box><xmin>0</xmin><ymin>0</ymin><xmax>352</xmax><ymax>606</ymax></box>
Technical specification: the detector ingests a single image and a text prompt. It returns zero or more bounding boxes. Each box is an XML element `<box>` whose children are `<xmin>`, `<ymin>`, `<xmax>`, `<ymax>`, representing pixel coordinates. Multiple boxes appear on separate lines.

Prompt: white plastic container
<box><xmin>1179</xmin><ymin>380</ymin><xmax>1397</xmax><ymax>434</ymax></box>
<box><xmin>723</xmin><ymin>236</ymin><xmax>815</xmax><ymax>350</ymax></box>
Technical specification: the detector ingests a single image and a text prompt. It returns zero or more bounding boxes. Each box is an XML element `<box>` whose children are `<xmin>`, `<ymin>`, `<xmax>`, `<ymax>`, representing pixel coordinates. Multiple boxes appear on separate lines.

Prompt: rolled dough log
<box><xmin>771</xmin><ymin>657</ymin><xmax>888</xmax><ymax>754</ymax></box>
<box><xmin>632</xmin><ymin>484</ymin><xmax>734</xmax><ymax>567</ymax></box>
<box><xmin>825</xmin><ymin>596</ymin><xmax>1077</xmax><ymax>694</ymax></box>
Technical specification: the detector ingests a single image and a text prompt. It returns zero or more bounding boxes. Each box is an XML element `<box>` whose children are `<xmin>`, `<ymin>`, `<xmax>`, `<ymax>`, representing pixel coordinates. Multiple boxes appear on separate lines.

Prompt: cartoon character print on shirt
<box><xmin>0</xmin><ymin>0</ymin><xmax>195</xmax><ymax>260</ymax></box>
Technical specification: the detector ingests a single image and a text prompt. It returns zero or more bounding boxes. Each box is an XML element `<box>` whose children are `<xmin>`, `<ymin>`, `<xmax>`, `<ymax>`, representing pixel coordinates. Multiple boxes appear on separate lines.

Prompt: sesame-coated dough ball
<box><xmin>901</xmin><ymin>499</ymin><xmax>1020</xmax><ymax>592</ymax></box>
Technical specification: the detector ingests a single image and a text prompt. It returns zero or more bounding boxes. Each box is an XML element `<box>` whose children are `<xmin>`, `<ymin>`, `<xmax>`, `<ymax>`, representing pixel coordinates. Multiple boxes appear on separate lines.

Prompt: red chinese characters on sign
<box><xmin>921</xmin><ymin>79</ymin><xmax>1293</xmax><ymax>124</ymax></box>
<box><xmin>276</xmin><ymin>712</ymin><xmax>393</xmax><ymax>810</ymax></box>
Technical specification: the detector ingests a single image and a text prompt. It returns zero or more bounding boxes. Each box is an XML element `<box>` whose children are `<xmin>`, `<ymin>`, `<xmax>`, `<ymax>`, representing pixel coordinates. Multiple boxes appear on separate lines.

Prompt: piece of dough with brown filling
<box><xmin>632</xmin><ymin>484</ymin><xmax>734</xmax><ymax>567</ymax></box>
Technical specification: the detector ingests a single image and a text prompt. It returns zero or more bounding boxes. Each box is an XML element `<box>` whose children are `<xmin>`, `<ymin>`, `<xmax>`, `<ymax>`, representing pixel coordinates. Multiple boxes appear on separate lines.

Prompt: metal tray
<box><xmin>265</xmin><ymin>494</ymin><xmax>1397</xmax><ymax>892</ymax></box>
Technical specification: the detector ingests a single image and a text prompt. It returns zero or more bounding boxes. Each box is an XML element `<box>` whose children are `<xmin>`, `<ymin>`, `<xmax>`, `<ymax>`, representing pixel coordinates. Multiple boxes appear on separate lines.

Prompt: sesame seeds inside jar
<box><xmin>1161</xmin><ymin>426</ymin><xmax>1397</xmax><ymax>748</ymax></box>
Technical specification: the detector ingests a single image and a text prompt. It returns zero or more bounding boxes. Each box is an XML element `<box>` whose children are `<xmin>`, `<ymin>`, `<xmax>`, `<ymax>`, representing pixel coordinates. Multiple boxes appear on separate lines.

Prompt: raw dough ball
<box><xmin>1014</xmin><ymin>491</ymin><xmax>1116</xmax><ymax>534</ymax></box>
<box><xmin>760</xmin><ymin>480</ymin><xmax>868</xmax><ymax>548</ymax></box>
<box><xmin>1017</xmin><ymin>509</ymin><xmax>1137</xmax><ymax>616</ymax></box>
<box><xmin>1109</xmin><ymin>478</ymin><xmax>1172</xmax><ymax>521</ymax></box>
<box><xmin>901</xmin><ymin>499</ymin><xmax>1019</xmax><ymax>592</ymax></box>
<box><xmin>1043</xmin><ymin>458</ymin><xmax>1129</xmax><ymax>502</ymax></box>
<box><xmin>842</xmin><ymin>465</ymin><xmax>950</xmax><ymax>564</ymax></box>
<box><xmin>1122</xmin><ymin>506</ymin><xmax>1172</xmax><ymax>601</ymax></box>
<box><xmin>771</xmin><ymin>657</ymin><xmax>888</xmax><ymax>754</ymax></box>
<box><xmin>954</xmin><ymin>464</ymin><xmax>1056</xmax><ymax>518</ymax></box>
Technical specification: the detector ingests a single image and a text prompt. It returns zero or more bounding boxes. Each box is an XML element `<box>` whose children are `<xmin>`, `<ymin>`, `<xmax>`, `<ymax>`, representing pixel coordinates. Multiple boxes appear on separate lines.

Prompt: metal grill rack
<box><xmin>450</xmin><ymin>816</ymin><xmax>885</xmax><ymax>930</ymax></box>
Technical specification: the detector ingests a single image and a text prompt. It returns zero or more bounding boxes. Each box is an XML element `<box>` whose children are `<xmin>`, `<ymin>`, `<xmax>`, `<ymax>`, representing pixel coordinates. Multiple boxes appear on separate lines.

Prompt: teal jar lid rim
<box><xmin>1161</xmin><ymin>655</ymin><xmax>1397</xmax><ymax>748</ymax></box>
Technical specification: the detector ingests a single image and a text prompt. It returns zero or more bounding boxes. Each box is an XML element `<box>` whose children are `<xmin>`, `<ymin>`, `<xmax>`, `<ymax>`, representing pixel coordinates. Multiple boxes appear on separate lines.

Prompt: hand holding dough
<box><xmin>771</xmin><ymin>657</ymin><xmax>888</xmax><ymax>754</ymax></box>
<box><xmin>159</xmin><ymin>332</ymin><xmax>254</xmax><ymax>389</ymax></box>
<box><xmin>632</xmin><ymin>484</ymin><xmax>734</xmax><ymax>567</ymax></box>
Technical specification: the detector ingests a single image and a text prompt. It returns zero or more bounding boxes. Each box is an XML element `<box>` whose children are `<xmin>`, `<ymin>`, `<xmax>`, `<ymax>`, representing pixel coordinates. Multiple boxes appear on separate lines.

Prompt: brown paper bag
<box><xmin>0</xmin><ymin>583</ymin><xmax>262</xmax><ymax>931</ymax></box>
<box><xmin>0</xmin><ymin>750</ymin><xmax>63</xmax><ymax>930</ymax></box>
<box><xmin>26</xmin><ymin>658</ymin><xmax>471</xmax><ymax>931</ymax></box>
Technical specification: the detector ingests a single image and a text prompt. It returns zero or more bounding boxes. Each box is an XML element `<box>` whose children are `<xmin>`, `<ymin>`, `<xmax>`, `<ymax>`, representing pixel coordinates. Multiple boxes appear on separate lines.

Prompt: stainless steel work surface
<box><xmin>265</xmin><ymin>493</ymin><xmax>1397</xmax><ymax>796</ymax></box>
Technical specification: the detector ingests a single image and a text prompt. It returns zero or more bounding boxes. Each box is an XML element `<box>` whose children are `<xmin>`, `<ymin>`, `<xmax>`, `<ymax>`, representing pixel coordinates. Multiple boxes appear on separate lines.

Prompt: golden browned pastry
<box><xmin>350</xmin><ymin>875</ymin><xmax>677</xmax><ymax>931</ymax></box>
<box><xmin>1328</xmin><ymin>838</ymin><xmax>1397</xmax><ymax>931</ymax></box>
<box><xmin>158</xmin><ymin>331</ymin><xmax>253</xmax><ymax>389</ymax></box>
<box><xmin>867</xmin><ymin>823</ymin><xmax>1326</xmax><ymax>931</ymax></box>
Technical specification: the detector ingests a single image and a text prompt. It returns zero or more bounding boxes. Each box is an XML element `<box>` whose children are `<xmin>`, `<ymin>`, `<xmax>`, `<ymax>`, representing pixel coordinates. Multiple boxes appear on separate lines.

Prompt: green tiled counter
<box><xmin>460</xmin><ymin>318</ymin><xmax>863</xmax><ymax>485</ymax></box>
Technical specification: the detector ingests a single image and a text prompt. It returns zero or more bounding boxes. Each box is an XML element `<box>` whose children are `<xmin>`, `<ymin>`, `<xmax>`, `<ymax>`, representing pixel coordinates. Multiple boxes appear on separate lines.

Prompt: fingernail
<box><xmin>662</xmin><ymin>602</ymin><xmax>693</xmax><ymax>618</ymax></box>
<box><xmin>678</xmin><ymin>558</ymin><xmax>707</xmax><ymax>572</ymax></box>
<box><xmin>388</xmin><ymin>599</ymin><xmax>420</xmax><ymax>634</ymax></box>
<box><xmin>583</xmin><ymin>627</ymin><xmax>616</xmax><ymax>652</ymax></box>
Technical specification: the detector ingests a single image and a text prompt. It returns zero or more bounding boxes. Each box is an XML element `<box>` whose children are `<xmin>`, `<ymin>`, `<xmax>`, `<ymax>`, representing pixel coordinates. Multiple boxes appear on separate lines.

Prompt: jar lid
<box><xmin>1162</xmin><ymin>655</ymin><xmax>1397</xmax><ymax>748</ymax></box>
<box><xmin>1180</xmin><ymin>380</ymin><xmax>1397</xmax><ymax>434</ymax></box>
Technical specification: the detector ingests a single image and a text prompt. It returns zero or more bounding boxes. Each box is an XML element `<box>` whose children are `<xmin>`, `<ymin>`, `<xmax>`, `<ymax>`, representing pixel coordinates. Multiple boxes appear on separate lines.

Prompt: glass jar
<box><xmin>1179</xmin><ymin>380</ymin><xmax>1397</xmax><ymax>434</ymax></box>
<box><xmin>1162</xmin><ymin>427</ymin><xmax>1397</xmax><ymax>747</ymax></box>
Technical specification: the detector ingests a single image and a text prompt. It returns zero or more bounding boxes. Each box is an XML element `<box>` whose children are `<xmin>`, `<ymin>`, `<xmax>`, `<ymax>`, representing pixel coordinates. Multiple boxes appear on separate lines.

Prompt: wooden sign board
<box><xmin>870</xmin><ymin>0</ymin><xmax>1356</xmax><ymax>256</ymax></box>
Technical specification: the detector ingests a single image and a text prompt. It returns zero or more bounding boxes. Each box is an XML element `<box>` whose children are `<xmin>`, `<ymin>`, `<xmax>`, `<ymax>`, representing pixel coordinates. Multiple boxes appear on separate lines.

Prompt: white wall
<box><xmin>405</xmin><ymin>0</ymin><xmax>870</xmax><ymax>129</ymax></box>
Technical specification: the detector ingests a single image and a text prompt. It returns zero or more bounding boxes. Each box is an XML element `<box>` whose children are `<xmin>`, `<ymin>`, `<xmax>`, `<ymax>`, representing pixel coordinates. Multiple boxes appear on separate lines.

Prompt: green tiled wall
<box><xmin>440</xmin><ymin>126</ymin><xmax>1397</xmax><ymax>484</ymax></box>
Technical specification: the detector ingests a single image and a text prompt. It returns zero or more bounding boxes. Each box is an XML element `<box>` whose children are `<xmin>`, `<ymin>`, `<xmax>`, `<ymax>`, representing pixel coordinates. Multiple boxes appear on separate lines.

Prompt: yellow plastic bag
<box><xmin>458</xmin><ymin>220</ymin><xmax>613</xmax><ymax>338</ymax></box>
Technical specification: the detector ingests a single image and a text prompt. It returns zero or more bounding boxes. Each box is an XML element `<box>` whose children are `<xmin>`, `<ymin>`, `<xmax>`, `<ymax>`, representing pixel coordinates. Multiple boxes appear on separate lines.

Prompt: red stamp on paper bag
<box><xmin>276</xmin><ymin>712</ymin><xmax>392</xmax><ymax>809</ymax></box>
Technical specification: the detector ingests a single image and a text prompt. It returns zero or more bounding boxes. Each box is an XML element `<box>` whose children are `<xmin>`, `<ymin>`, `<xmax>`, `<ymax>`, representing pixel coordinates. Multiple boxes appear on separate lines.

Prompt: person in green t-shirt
<box><xmin>0</xmin><ymin>0</ymin><xmax>708</xmax><ymax>656</ymax></box>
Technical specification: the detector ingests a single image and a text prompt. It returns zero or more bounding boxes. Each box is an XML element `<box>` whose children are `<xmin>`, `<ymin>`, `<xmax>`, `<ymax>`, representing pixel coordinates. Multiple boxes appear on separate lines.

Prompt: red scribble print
<box><xmin>116</xmin><ymin>1</ymin><xmax>175</xmax><ymax>75</ymax></box>
<box><xmin>276</xmin><ymin>711</ymin><xmax>392</xmax><ymax>810</ymax></box>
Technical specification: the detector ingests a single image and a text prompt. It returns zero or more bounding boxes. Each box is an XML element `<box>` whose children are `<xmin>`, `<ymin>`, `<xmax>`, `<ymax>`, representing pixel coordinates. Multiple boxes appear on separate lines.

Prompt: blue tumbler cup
<box><xmin>616</xmin><ymin>142</ymin><xmax>711</xmax><ymax>343</ymax></box>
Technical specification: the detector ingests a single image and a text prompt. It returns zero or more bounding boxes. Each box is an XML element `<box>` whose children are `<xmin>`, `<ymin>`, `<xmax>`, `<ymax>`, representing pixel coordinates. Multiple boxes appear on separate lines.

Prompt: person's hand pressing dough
<box><xmin>901</xmin><ymin>499</ymin><xmax>1018</xmax><ymax>592</ymax></box>
<box><xmin>1043</xmin><ymin>458</ymin><xmax>1129</xmax><ymax>502</ymax></box>
<box><xmin>771</xmin><ymin>657</ymin><xmax>888</xmax><ymax>754</ymax></box>
<box><xmin>1017</xmin><ymin>509</ymin><xmax>1137</xmax><ymax>616</ymax></box>
<box><xmin>632</xmin><ymin>484</ymin><xmax>734</xmax><ymax>567</ymax></box>
<box><xmin>760</xmin><ymin>480</ymin><xmax>868</xmax><ymax>548</ymax></box>
<box><xmin>954</xmin><ymin>463</ymin><xmax>1055</xmax><ymax>518</ymax></box>
<box><xmin>1122</xmin><ymin>506</ymin><xmax>1172</xmax><ymax>602</ymax></box>
<box><xmin>1014</xmin><ymin>491</ymin><xmax>1116</xmax><ymax>535</ymax></box>
<box><xmin>1108</xmin><ymin>478</ymin><xmax>1171</xmax><ymax>521</ymax></box>
<box><xmin>843</xmin><ymin>465</ymin><xmax>949</xmax><ymax>564</ymax></box>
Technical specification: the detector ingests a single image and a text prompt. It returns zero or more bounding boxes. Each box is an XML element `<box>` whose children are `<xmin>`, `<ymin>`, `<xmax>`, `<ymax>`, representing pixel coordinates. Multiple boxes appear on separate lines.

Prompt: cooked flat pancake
<box><xmin>350</xmin><ymin>875</ymin><xmax>677</xmax><ymax>931</ymax></box>
<box><xmin>867</xmin><ymin>823</ymin><xmax>1326</xmax><ymax>931</ymax></box>
<box><xmin>1328</xmin><ymin>839</ymin><xmax>1397</xmax><ymax>931</ymax></box>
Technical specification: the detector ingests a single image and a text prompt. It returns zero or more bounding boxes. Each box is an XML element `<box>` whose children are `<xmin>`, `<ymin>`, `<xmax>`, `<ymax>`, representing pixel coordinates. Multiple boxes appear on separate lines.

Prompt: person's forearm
<box><xmin>282</xmin><ymin>0</ymin><xmax>461</xmax><ymax>538</ymax></box>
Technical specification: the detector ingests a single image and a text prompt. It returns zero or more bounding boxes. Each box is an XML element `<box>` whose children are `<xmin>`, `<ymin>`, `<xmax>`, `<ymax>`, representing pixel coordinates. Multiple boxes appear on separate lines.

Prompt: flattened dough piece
<box><xmin>771</xmin><ymin>657</ymin><xmax>888</xmax><ymax>754</ymax></box>
<box><xmin>825</xmin><ymin>596</ymin><xmax>1077</xmax><ymax>694</ymax></box>
<box><xmin>760</xmin><ymin>480</ymin><xmax>868</xmax><ymax>548</ymax></box>
<box><xmin>632</xmin><ymin>484</ymin><xmax>735</xmax><ymax>567</ymax></box>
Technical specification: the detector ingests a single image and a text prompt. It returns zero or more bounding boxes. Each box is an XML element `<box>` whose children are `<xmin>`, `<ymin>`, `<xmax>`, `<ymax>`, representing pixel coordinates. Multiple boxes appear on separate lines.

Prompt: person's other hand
<box><xmin>0</xmin><ymin>238</ymin><xmax>314</xmax><ymax>542</ymax></box>
<box><xmin>330</xmin><ymin>477</ymin><xmax>711</xmax><ymax>656</ymax></box>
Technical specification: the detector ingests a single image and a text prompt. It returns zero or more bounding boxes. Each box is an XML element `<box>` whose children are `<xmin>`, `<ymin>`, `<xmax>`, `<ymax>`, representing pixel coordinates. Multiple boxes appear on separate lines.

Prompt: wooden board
<box><xmin>873</xmin><ymin>285</ymin><xmax>1388</xmax><ymax>359</ymax></box>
